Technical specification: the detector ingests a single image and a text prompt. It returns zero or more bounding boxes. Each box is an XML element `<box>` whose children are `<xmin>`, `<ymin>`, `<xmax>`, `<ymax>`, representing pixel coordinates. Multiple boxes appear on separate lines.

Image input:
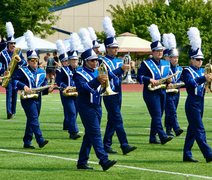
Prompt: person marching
<box><xmin>13</xmin><ymin>30</ymin><xmax>53</xmax><ymax>149</ymax></box>
<box><xmin>164</xmin><ymin>33</ymin><xmax>184</xmax><ymax>137</ymax></box>
<box><xmin>183</xmin><ymin>27</ymin><xmax>212</xmax><ymax>163</ymax></box>
<box><xmin>0</xmin><ymin>22</ymin><xmax>27</xmax><ymax>119</ymax></box>
<box><xmin>101</xmin><ymin>16</ymin><xmax>137</xmax><ymax>154</ymax></box>
<box><xmin>73</xmin><ymin>28</ymin><xmax>117</xmax><ymax>171</ymax></box>
<box><xmin>56</xmin><ymin>36</ymin><xmax>81</xmax><ymax>140</ymax></box>
<box><xmin>136</xmin><ymin>24</ymin><xmax>173</xmax><ymax>145</ymax></box>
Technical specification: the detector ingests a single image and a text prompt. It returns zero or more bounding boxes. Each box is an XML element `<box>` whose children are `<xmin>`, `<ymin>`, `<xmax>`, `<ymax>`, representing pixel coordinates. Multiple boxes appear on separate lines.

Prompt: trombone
<box><xmin>98</xmin><ymin>62</ymin><xmax>118</xmax><ymax>96</ymax></box>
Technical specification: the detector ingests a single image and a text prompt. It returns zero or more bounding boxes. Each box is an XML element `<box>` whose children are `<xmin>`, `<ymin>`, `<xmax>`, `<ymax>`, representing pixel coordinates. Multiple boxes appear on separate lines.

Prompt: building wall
<box><xmin>46</xmin><ymin>0</ymin><xmax>147</xmax><ymax>43</ymax></box>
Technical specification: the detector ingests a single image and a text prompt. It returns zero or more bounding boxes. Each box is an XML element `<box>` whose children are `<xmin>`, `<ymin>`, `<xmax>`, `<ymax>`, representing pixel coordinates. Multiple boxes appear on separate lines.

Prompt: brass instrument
<box><xmin>148</xmin><ymin>67</ymin><xmax>180</xmax><ymax>91</ymax></box>
<box><xmin>1</xmin><ymin>47</ymin><xmax>21</xmax><ymax>87</ymax></box>
<box><xmin>166</xmin><ymin>82</ymin><xmax>185</xmax><ymax>93</ymax></box>
<box><xmin>204</xmin><ymin>59</ymin><xmax>212</xmax><ymax>93</ymax></box>
<box><xmin>21</xmin><ymin>79</ymin><xmax>54</xmax><ymax>99</ymax></box>
<box><xmin>98</xmin><ymin>62</ymin><xmax>118</xmax><ymax>96</ymax></box>
<box><xmin>122</xmin><ymin>53</ymin><xmax>135</xmax><ymax>84</ymax></box>
<box><xmin>62</xmin><ymin>87</ymin><xmax>78</xmax><ymax>97</ymax></box>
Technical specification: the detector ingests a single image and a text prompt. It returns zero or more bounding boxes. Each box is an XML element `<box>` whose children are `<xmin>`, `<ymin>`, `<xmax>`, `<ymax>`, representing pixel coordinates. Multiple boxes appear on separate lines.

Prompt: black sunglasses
<box><xmin>195</xmin><ymin>59</ymin><xmax>203</xmax><ymax>61</ymax></box>
<box><xmin>90</xmin><ymin>59</ymin><xmax>98</xmax><ymax>62</ymax></box>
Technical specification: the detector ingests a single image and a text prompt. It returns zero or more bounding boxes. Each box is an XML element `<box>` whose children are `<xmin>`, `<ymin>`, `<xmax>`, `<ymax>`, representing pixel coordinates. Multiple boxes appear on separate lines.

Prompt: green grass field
<box><xmin>1</xmin><ymin>91</ymin><xmax>212</xmax><ymax>180</ymax></box>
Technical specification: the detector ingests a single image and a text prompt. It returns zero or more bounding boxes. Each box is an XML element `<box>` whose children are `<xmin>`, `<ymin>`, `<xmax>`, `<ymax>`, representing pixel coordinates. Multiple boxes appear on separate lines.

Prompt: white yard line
<box><xmin>0</xmin><ymin>148</ymin><xmax>212</xmax><ymax>179</ymax></box>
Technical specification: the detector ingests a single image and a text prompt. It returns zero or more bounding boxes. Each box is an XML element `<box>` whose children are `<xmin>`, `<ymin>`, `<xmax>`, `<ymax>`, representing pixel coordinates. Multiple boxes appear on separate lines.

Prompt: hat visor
<box><xmin>28</xmin><ymin>55</ymin><xmax>39</xmax><ymax>59</ymax></box>
<box><xmin>86</xmin><ymin>55</ymin><xmax>98</xmax><ymax>61</ymax></box>
<box><xmin>192</xmin><ymin>55</ymin><xmax>204</xmax><ymax>59</ymax></box>
<box><xmin>69</xmin><ymin>56</ymin><xmax>79</xmax><ymax>60</ymax></box>
<box><xmin>7</xmin><ymin>40</ymin><xmax>16</xmax><ymax>43</ymax></box>
<box><xmin>61</xmin><ymin>57</ymin><xmax>69</xmax><ymax>62</ymax></box>
<box><xmin>152</xmin><ymin>47</ymin><xmax>164</xmax><ymax>51</ymax></box>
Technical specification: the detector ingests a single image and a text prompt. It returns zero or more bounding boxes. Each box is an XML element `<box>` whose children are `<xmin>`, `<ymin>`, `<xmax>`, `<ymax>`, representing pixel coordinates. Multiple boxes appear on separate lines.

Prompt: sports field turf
<box><xmin>1</xmin><ymin>91</ymin><xmax>212</xmax><ymax>180</ymax></box>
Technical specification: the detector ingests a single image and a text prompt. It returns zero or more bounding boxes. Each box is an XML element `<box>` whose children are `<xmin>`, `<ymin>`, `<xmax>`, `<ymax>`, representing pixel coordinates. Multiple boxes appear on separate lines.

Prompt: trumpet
<box><xmin>204</xmin><ymin>59</ymin><xmax>212</xmax><ymax>93</ymax></box>
<box><xmin>166</xmin><ymin>82</ymin><xmax>185</xmax><ymax>93</ymax></box>
<box><xmin>21</xmin><ymin>79</ymin><xmax>54</xmax><ymax>99</ymax></box>
<box><xmin>98</xmin><ymin>62</ymin><xmax>118</xmax><ymax>96</ymax></box>
<box><xmin>62</xmin><ymin>87</ymin><xmax>78</xmax><ymax>97</ymax></box>
<box><xmin>148</xmin><ymin>67</ymin><xmax>180</xmax><ymax>91</ymax></box>
<box><xmin>1</xmin><ymin>47</ymin><xmax>21</xmax><ymax>87</ymax></box>
<box><xmin>122</xmin><ymin>53</ymin><xmax>136</xmax><ymax>84</ymax></box>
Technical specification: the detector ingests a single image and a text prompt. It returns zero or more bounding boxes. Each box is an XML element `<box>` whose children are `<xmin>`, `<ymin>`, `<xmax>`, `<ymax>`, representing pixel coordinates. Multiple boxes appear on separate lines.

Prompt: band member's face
<box><xmin>8</xmin><ymin>42</ymin><xmax>16</xmax><ymax>51</ymax></box>
<box><xmin>86</xmin><ymin>59</ymin><xmax>98</xmax><ymax>69</ymax></box>
<box><xmin>28</xmin><ymin>58</ymin><xmax>38</xmax><ymax>69</ymax></box>
<box><xmin>93</xmin><ymin>47</ymin><xmax>100</xmax><ymax>55</ymax></box>
<box><xmin>164</xmin><ymin>56</ymin><xmax>170</xmax><ymax>62</ymax></box>
<box><xmin>152</xmin><ymin>49</ymin><xmax>163</xmax><ymax>60</ymax></box>
<box><xmin>107</xmin><ymin>47</ymin><xmax>118</xmax><ymax>56</ymax></box>
<box><xmin>191</xmin><ymin>58</ymin><xmax>202</xmax><ymax>68</ymax></box>
<box><xmin>62</xmin><ymin>60</ymin><xmax>69</xmax><ymax>67</ymax></box>
<box><xmin>170</xmin><ymin>56</ymin><xmax>178</xmax><ymax>66</ymax></box>
<box><xmin>68</xmin><ymin>59</ymin><xmax>78</xmax><ymax>68</ymax></box>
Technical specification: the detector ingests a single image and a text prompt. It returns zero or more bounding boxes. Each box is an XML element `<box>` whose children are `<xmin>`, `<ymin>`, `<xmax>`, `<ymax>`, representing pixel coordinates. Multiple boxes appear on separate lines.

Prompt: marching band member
<box><xmin>137</xmin><ymin>24</ymin><xmax>173</xmax><ymax>145</ymax></box>
<box><xmin>0</xmin><ymin>22</ymin><xmax>26</xmax><ymax>119</ymax></box>
<box><xmin>56</xmin><ymin>36</ymin><xmax>81</xmax><ymax>140</ymax></box>
<box><xmin>74</xmin><ymin>28</ymin><xmax>117</xmax><ymax>171</ymax></box>
<box><xmin>164</xmin><ymin>33</ymin><xmax>184</xmax><ymax>137</ymax></box>
<box><xmin>101</xmin><ymin>16</ymin><xmax>137</xmax><ymax>154</ymax></box>
<box><xmin>13</xmin><ymin>30</ymin><xmax>53</xmax><ymax>149</ymax></box>
<box><xmin>183</xmin><ymin>27</ymin><xmax>212</xmax><ymax>163</ymax></box>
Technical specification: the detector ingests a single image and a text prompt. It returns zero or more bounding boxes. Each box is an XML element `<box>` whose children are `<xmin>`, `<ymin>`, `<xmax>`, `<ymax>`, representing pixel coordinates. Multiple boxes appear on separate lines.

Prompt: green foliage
<box><xmin>0</xmin><ymin>0</ymin><xmax>68</xmax><ymax>38</ymax></box>
<box><xmin>106</xmin><ymin>0</ymin><xmax>212</xmax><ymax>66</ymax></box>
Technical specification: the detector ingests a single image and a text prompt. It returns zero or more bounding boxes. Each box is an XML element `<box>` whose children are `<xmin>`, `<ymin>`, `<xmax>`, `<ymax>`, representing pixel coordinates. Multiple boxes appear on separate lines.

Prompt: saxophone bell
<box><xmin>204</xmin><ymin>59</ymin><xmax>212</xmax><ymax>93</ymax></box>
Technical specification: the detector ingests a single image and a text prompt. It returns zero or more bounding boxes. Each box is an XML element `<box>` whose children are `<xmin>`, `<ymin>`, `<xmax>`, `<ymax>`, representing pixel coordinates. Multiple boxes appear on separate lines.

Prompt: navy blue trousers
<box><xmin>78</xmin><ymin>103</ymin><xmax>108</xmax><ymax>166</ymax></box>
<box><xmin>103</xmin><ymin>94</ymin><xmax>129</xmax><ymax>150</ymax></box>
<box><xmin>21</xmin><ymin>98</ymin><xmax>44</xmax><ymax>146</ymax></box>
<box><xmin>143</xmin><ymin>89</ymin><xmax>167</xmax><ymax>142</ymax></box>
<box><xmin>60</xmin><ymin>91</ymin><xmax>79</xmax><ymax>134</ymax></box>
<box><xmin>6</xmin><ymin>81</ymin><xmax>17</xmax><ymax>115</ymax></box>
<box><xmin>59</xmin><ymin>91</ymin><xmax>68</xmax><ymax>129</ymax></box>
<box><xmin>165</xmin><ymin>92</ymin><xmax>180</xmax><ymax>132</ymax></box>
<box><xmin>184</xmin><ymin>94</ymin><xmax>212</xmax><ymax>159</ymax></box>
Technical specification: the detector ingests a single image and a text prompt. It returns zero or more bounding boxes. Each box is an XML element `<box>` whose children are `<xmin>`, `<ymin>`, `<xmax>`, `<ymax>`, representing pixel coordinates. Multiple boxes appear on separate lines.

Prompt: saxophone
<box><xmin>62</xmin><ymin>87</ymin><xmax>78</xmax><ymax>97</ymax></box>
<box><xmin>148</xmin><ymin>68</ymin><xmax>180</xmax><ymax>91</ymax></box>
<box><xmin>204</xmin><ymin>59</ymin><xmax>212</xmax><ymax>93</ymax></box>
<box><xmin>21</xmin><ymin>79</ymin><xmax>54</xmax><ymax>99</ymax></box>
<box><xmin>166</xmin><ymin>82</ymin><xmax>185</xmax><ymax>93</ymax></box>
<box><xmin>1</xmin><ymin>47</ymin><xmax>21</xmax><ymax>87</ymax></box>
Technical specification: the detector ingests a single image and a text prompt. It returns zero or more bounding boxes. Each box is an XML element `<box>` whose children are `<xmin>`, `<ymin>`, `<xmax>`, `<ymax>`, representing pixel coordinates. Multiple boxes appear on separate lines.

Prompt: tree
<box><xmin>0</xmin><ymin>0</ymin><xmax>68</xmax><ymax>39</ymax></box>
<box><xmin>105</xmin><ymin>0</ymin><xmax>212</xmax><ymax>65</ymax></box>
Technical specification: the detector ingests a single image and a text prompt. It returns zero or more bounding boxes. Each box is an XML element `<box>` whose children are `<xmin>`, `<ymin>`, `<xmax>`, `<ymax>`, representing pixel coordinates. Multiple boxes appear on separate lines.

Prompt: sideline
<box><xmin>0</xmin><ymin>148</ymin><xmax>212</xmax><ymax>179</ymax></box>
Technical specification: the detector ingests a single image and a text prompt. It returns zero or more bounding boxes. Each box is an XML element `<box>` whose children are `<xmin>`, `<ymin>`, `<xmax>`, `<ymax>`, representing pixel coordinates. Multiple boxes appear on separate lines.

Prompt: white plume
<box><xmin>148</xmin><ymin>24</ymin><xmax>161</xmax><ymax>42</ymax></box>
<box><xmin>162</xmin><ymin>34</ymin><xmax>169</xmax><ymax>49</ymax></box>
<box><xmin>56</xmin><ymin>39</ymin><xmax>66</xmax><ymax>55</ymax></box>
<box><xmin>87</xmin><ymin>27</ymin><xmax>97</xmax><ymax>41</ymax></box>
<box><xmin>168</xmin><ymin>33</ymin><xmax>177</xmax><ymax>50</ymax></box>
<box><xmin>164</xmin><ymin>0</ymin><xmax>169</xmax><ymax>5</ymax></box>
<box><xmin>78</xmin><ymin>28</ymin><xmax>92</xmax><ymax>51</ymax></box>
<box><xmin>102</xmin><ymin>16</ymin><xmax>116</xmax><ymax>38</ymax></box>
<box><xmin>69</xmin><ymin>33</ymin><xmax>81</xmax><ymax>52</ymax></box>
<box><xmin>6</xmin><ymin>22</ymin><xmax>15</xmax><ymax>38</ymax></box>
<box><xmin>187</xmin><ymin>27</ymin><xmax>201</xmax><ymax>51</ymax></box>
<box><xmin>24</xmin><ymin>30</ymin><xmax>36</xmax><ymax>51</ymax></box>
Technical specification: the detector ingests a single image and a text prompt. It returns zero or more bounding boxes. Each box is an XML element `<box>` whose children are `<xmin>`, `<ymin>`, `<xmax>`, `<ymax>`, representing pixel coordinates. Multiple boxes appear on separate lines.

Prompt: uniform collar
<box><xmin>190</xmin><ymin>64</ymin><xmax>200</xmax><ymax>71</ymax></box>
<box><xmin>28</xmin><ymin>65</ymin><xmax>37</xmax><ymax>72</ymax></box>
<box><xmin>84</xmin><ymin>65</ymin><xmax>95</xmax><ymax>72</ymax></box>
<box><xmin>151</xmin><ymin>57</ymin><xmax>160</xmax><ymax>65</ymax></box>
<box><xmin>69</xmin><ymin>65</ymin><xmax>77</xmax><ymax>72</ymax></box>
<box><xmin>105</xmin><ymin>54</ymin><xmax>114</xmax><ymax>60</ymax></box>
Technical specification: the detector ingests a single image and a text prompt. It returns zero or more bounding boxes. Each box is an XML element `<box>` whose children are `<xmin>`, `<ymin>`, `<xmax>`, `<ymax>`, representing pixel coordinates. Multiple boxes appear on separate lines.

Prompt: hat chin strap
<box><xmin>107</xmin><ymin>47</ymin><xmax>116</xmax><ymax>58</ymax></box>
<box><xmin>85</xmin><ymin>61</ymin><xmax>95</xmax><ymax>70</ymax></box>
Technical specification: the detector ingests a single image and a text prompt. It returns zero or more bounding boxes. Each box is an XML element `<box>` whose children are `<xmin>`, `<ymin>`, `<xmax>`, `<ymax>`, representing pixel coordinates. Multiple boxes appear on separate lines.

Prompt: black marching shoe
<box><xmin>161</xmin><ymin>136</ymin><xmax>173</xmax><ymax>145</ymax></box>
<box><xmin>122</xmin><ymin>145</ymin><xmax>137</xmax><ymax>155</ymax></box>
<box><xmin>183</xmin><ymin>157</ymin><xmax>199</xmax><ymax>162</ymax></box>
<box><xmin>77</xmin><ymin>164</ymin><xmax>94</xmax><ymax>170</ymax></box>
<box><xmin>39</xmin><ymin>139</ymin><xmax>49</xmax><ymax>148</ymax></box>
<box><xmin>150</xmin><ymin>140</ymin><xmax>161</xmax><ymax>144</ymax></box>
<box><xmin>206</xmin><ymin>155</ymin><xmax>212</xmax><ymax>163</ymax></box>
<box><xmin>7</xmin><ymin>113</ymin><xmax>12</xmax><ymax>119</ymax></box>
<box><xmin>70</xmin><ymin>133</ymin><xmax>81</xmax><ymax>140</ymax></box>
<box><xmin>24</xmin><ymin>144</ymin><xmax>35</xmax><ymax>149</ymax></box>
<box><xmin>166</xmin><ymin>130</ymin><xmax>174</xmax><ymax>137</ymax></box>
<box><xmin>175</xmin><ymin>129</ymin><xmax>184</xmax><ymax>136</ymax></box>
<box><xmin>102</xmin><ymin>160</ymin><xmax>117</xmax><ymax>171</ymax></box>
<box><xmin>105</xmin><ymin>147</ymin><xmax>118</xmax><ymax>154</ymax></box>
<box><xmin>63</xmin><ymin>127</ymin><xmax>69</xmax><ymax>130</ymax></box>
